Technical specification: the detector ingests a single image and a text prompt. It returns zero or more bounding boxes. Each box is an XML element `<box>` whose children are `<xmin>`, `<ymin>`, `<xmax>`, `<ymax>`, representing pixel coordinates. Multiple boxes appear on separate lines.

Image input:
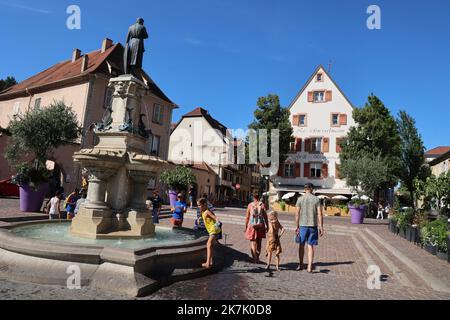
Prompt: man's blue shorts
<box><xmin>295</xmin><ymin>226</ymin><xmax>319</xmax><ymax>246</ymax></box>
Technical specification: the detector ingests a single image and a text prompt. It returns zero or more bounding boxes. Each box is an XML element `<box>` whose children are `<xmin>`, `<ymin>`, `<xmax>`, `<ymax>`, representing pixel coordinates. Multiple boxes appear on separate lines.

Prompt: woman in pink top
<box><xmin>244</xmin><ymin>193</ymin><xmax>268</xmax><ymax>264</ymax></box>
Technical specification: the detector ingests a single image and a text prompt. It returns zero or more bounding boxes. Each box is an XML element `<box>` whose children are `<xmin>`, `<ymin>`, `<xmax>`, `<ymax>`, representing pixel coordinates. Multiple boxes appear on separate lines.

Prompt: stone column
<box><xmin>85</xmin><ymin>168</ymin><xmax>115</xmax><ymax>209</ymax></box>
<box><xmin>128</xmin><ymin>170</ymin><xmax>152</xmax><ymax>210</ymax></box>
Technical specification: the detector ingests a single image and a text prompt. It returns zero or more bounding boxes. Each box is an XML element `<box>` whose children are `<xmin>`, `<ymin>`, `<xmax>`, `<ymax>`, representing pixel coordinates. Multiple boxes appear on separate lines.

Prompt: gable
<box><xmin>289</xmin><ymin>65</ymin><xmax>354</xmax><ymax>115</ymax></box>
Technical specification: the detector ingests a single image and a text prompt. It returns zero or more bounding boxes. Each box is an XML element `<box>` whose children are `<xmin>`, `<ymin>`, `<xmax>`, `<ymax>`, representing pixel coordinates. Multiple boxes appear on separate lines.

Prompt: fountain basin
<box><xmin>0</xmin><ymin>220</ymin><xmax>223</xmax><ymax>297</ymax></box>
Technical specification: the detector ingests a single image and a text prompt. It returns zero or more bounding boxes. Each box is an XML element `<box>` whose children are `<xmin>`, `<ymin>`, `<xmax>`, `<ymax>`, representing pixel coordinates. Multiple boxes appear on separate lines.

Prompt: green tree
<box><xmin>5</xmin><ymin>101</ymin><xmax>81</xmax><ymax>188</ymax></box>
<box><xmin>340</xmin><ymin>94</ymin><xmax>401</xmax><ymax>200</ymax></box>
<box><xmin>159</xmin><ymin>165</ymin><xmax>197</xmax><ymax>193</ymax></box>
<box><xmin>396</xmin><ymin>110</ymin><xmax>430</xmax><ymax>208</ymax></box>
<box><xmin>415</xmin><ymin>171</ymin><xmax>450</xmax><ymax>216</ymax></box>
<box><xmin>0</xmin><ymin>76</ymin><xmax>17</xmax><ymax>91</ymax></box>
<box><xmin>341</xmin><ymin>156</ymin><xmax>389</xmax><ymax>201</ymax></box>
<box><xmin>248</xmin><ymin>94</ymin><xmax>293</xmax><ymax>164</ymax></box>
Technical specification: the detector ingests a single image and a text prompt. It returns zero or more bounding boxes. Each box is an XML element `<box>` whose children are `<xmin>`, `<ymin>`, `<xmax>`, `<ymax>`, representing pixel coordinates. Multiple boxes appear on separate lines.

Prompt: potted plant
<box><xmin>432</xmin><ymin>217</ymin><xmax>449</xmax><ymax>261</ymax></box>
<box><xmin>388</xmin><ymin>212</ymin><xmax>399</xmax><ymax>234</ymax></box>
<box><xmin>412</xmin><ymin>211</ymin><xmax>428</xmax><ymax>245</ymax></box>
<box><xmin>348</xmin><ymin>197</ymin><xmax>368</xmax><ymax>224</ymax></box>
<box><xmin>420</xmin><ymin>221</ymin><xmax>437</xmax><ymax>255</ymax></box>
<box><xmin>279</xmin><ymin>200</ymin><xmax>286</xmax><ymax>212</ymax></box>
<box><xmin>397</xmin><ymin>208</ymin><xmax>414</xmax><ymax>241</ymax></box>
<box><xmin>5</xmin><ymin>101</ymin><xmax>81</xmax><ymax>212</ymax></box>
<box><xmin>159</xmin><ymin>165</ymin><xmax>196</xmax><ymax>207</ymax></box>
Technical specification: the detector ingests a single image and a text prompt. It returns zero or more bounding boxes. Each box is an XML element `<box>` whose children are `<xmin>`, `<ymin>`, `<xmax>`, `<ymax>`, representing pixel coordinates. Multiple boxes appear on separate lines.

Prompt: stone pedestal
<box><xmin>71</xmin><ymin>75</ymin><xmax>168</xmax><ymax>239</ymax></box>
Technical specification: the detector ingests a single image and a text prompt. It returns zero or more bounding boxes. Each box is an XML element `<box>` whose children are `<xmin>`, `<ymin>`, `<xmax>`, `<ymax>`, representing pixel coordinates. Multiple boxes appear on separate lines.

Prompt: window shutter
<box><xmin>335</xmin><ymin>163</ymin><xmax>341</xmax><ymax>179</ymax></box>
<box><xmin>339</xmin><ymin>114</ymin><xmax>347</xmax><ymax>125</ymax></box>
<box><xmin>277</xmin><ymin>163</ymin><xmax>284</xmax><ymax>177</ymax></box>
<box><xmin>295</xmin><ymin>138</ymin><xmax>302</xmax><ymax>152</ymax></box>
<box><xmin>295</xmin><ymin>163</ymin><xmax>301</xmax><ymax>177</ymax></box>
<box><xmin>307</xmin><ymin>92</ymin><xmax>314</xmax><ymax>102</ymax></box>
<box><xmin>326</xmin><ymin>90</ymin><xmax>332</xmax><ymax>101</ymax></box>
<box><xmin>305</xmin><ymin>139</ymin><xmax>311</xmax><ymax>152</ymax></box>
<box><xmin>322</xmin><ymin>163</ymin><xmax>328</xmax><ymax>178</ymax></box>
<box><xmin>304</xmin><ymin>163</ymin><xmax>310</xmax><ymax>178</ymax></box>
<box><xmin>323</xmin><ymin>137</ymin><xmax>329</xmax><ymax>153</ymax></box>
<box><xmin>293</xmin><ymin>115</ymin><xmax>300</xmax><ymax>126</ymax></box>
<box><xmin>336</xmin><ymin>138</ymin><xmax>342</xmax><ymax>153</ymax></box>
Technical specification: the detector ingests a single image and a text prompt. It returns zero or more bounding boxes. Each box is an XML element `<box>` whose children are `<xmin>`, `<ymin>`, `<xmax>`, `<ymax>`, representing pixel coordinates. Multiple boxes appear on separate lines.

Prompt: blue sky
<box><xmin>0</xmin><ymin>0</ymin><xmax>449</xmax><ymax>149</ymax></box>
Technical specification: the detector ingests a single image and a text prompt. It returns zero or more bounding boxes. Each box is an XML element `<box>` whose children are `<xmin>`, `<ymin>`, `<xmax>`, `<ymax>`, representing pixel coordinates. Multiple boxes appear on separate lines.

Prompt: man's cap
<box><xmin>304</xmin><ymin>183</ymin><xmax>314</xmax><ymax>190</ymax></box>
<box><xmin>177</xmin><ymin>193</ymin><xmax>183</xmax><ymax>197</ymax></box>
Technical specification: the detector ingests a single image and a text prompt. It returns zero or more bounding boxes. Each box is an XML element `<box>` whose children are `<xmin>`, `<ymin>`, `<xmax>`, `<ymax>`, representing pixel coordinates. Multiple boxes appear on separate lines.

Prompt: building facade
<box><xmin>426</xmin><ymin>147</ymin><xmax>450</xmax><ymax>176</ymax></box>
<box><xmin>271</xmin><ymin>65</ymin><xmax>356</xmax><ymax>200</ymax></box>
<box><xmin>169</xmin><ymin>107</ymin><xmax>259</xmax><ymax>205</ymax></box>
<box><xmin>0</xmin><ymin>38</ymin><xmax>176</xmax><ymax>194</ymax></box>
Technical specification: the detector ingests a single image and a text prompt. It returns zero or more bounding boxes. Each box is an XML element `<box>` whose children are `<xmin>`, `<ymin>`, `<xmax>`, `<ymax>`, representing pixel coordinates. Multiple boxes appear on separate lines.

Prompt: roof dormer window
<box><xmin>316</xmin><ymin>73</ymin><xmax>323</xmax><ymax>82</ymax></box>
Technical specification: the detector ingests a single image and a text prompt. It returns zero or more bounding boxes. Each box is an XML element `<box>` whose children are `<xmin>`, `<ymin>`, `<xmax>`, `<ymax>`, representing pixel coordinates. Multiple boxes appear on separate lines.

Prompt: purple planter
<box><xmin>349</xmin><ymin>205</ymin><xmax>366</xmax><ymax>224</ymax></box>
<box><xmin>168</xmin><ymin>189</ymin><xmax>178</xmax><ymax>208</ymax></box>
<box><xmin>19</xmin><ymin>183</ymin><xmax>49</xmax><ymax>212</ymax></box>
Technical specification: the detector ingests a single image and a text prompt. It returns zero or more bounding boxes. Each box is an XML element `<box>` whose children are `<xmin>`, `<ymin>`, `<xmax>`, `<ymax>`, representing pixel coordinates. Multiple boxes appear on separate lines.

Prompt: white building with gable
<box><xmin>271</xmin><ymin>65</ymin><xmax>356</xmax><ymax>199</ymax></box>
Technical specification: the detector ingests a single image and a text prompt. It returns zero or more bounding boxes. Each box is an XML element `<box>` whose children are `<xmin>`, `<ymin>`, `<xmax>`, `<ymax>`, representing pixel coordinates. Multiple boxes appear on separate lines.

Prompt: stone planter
<box><xmin>436</xmin><ymin>250</ymin><xmax>448</xmax><ymax>261</ymax></box>
<box><xmin>349</xmin><ymin>205</ymin><xmax>366</xmax><ymax>224</ymax></box>
<box><xmin>405</xmin><ymin>226</ymin><xmax>417</xmax><ymax>243</ymax></box>
<box><xmin>425</xmin><ymin>244</ymin><xmax>437</xmax><ymax>255</ymax></box>
<box><xmin>398</xmin><ymin>227</ymin><xmax>406</xmax><ymax>239</ymax></box>
<box><xmin>19</xmin><ymin>183</ymin><xmax>49</xmax><ymax>212</ymax></box>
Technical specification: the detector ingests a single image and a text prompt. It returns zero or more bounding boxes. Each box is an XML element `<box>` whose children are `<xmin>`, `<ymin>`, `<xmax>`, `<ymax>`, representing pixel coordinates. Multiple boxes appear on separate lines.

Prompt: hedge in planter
<box><xmin>397</xmin><ymin>208</ymin><xmax>414</xmax><ymax>239</ymax></box>
<box><xmin>421</xmin><ymin>217</ymin><xmax>448</xmax><ymax>258</ymax></box>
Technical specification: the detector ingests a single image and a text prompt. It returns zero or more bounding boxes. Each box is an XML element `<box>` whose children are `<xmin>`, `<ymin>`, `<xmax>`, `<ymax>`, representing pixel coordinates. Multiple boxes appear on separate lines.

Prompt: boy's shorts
<box><xmin>171</xmin><ymin>218</ymin><xmax>183</xmax><ymax>227</ymax></box>
<box><xmin>295</xmin><ymin>226</ymin><xmax>319</xmax><ymax>246</ymax></box>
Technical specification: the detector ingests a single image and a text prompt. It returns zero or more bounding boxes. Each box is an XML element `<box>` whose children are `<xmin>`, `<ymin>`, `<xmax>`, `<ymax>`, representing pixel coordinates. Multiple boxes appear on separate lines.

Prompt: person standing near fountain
<box><xmin>46</xmin><ymin>191</ymin><xmax>62</xmax><ymax>220</ymax></box>
<box><xmin>198</xmin><ymin>198</ymin><xmax>221</xmax><ymax>268</ymax></box>
<box><xmin>151</xmin><ymin>190</ymin><xmax>162</xmax><ymax>224</ymax></box>
<box><xmin>171</xmin><ymin>193</ymin><xmax>187</xmax><ymax>228</ymax></box>
<box><xmin>245</xmin><ymin>193</ymin><xmax>268</xmax><ymax>264</ymax></box>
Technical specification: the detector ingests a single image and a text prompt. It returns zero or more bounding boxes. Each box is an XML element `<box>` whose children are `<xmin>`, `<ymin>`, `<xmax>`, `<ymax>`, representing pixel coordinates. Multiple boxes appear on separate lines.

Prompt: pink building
<box><xmin>0</xmin><ymin>38</ymin><xmax>176</xmax><ymax>195</ymax></box>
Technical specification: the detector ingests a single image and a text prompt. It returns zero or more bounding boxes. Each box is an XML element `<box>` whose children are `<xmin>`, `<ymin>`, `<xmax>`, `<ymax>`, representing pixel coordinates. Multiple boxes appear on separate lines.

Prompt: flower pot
<box><xmin>168</xmin><ymin>189</ymin><xmax>178</xmax><ymax>208</ymax></box>
<box><xmin>405</xmin><ymin>226</ymin><xmax>417</xmax><ymax>242</ymax></box>
<box><xmin>349</xmin><ymin>205</ymin><xmax>366</xmax><ymax>224</ymax></box>
<box><xmin>436</xmin><ymin>250</ymin><xmax>448</xmax><ymax>261</ymax></box>
<box><xmin>398</xmin><ymin>227</ymin><xmax>406</xmax><ymax>239</ymax></box>
<box><xmin>425</xmin><ymin>244</ymin><xmax>437</xmax><ymax>256</ymax></box>
<box><xmin>19</xmin><ymin>183</ymin><xmax>49</xmax><ymax>212</ymax></box>
<box><xmin>388</xmin><ymin>220</ymin><xmax>396</xmax><ymax>233</ymax></box>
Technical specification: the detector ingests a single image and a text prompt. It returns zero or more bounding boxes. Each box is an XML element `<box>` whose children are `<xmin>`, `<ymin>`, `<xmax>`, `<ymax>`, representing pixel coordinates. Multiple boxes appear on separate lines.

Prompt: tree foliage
<box><xmin>340</xmin><ymin>94</ymin><xmax>401</xmax><ymax>195</ymax></box>
<box><xmin>396</xmin><ymin>110</ymin><xmax>430</xmax><ymax>207</ymax></box>
<box><xmin>0</xmin><ymin>76</ymin><xmax>17</xmax><ymax>92</ymax></box>
<box><xmin>341</xmin><ymin>155</ymin><xmax>389</xmax><ymax>200</ymax></box>
<box><xmin>159</xmin><ymin>166</ymin><xmax>197</xmax><ymax>192</ymax></box>
<box><xmin>415</xmin><ymin>171</ymin><xmax>450</xmax><ymax>216</ymax></box>
<box><xmin>5</xmin><ymin>101</ymin><xmax>81</xmax><ymax>188</ymax></box>
<box><xmin>248</xmin><ymin>94</ymin><xmax>293</xmax><ymax>165</ymax></box>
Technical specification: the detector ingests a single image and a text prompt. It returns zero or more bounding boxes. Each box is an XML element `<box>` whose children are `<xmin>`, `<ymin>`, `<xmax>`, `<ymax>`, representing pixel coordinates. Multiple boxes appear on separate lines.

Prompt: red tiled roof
<box><xmin>0</xmin><ymin>42</ymin><xmax>173</xmax><ymax>104</ymax></box>
<box><xmin>425</xmin><ymin>146</ymin><xmax>450</xmax><ymax>157</ymax></box>
<box><xmin>190</xmin><ymin>162</ymin><xmax>214</xmax><ymax>173</ymax></box>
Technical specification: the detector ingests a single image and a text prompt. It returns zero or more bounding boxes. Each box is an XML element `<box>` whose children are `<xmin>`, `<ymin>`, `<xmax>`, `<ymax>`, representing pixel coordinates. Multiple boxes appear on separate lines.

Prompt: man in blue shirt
<box><xmin>171</xmin><ymin>193</ymin><xmax>187</xmax><ymax>228</ymax></box>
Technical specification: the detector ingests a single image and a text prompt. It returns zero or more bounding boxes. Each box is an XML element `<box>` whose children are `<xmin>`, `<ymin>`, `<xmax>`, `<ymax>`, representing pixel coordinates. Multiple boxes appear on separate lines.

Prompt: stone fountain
<box><xmin>71</xmin><ymin>75</ymin><xmax>167</xmax><ymax>239</ymax></box>
<box><xmin>0</xmin><ymin>19</ymin><xmax>225</xmax><ymax>297</ymax></box>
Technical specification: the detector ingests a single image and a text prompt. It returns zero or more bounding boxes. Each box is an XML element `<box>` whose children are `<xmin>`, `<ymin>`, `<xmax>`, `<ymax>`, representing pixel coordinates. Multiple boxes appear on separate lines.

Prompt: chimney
<box><xmin>72</xmin><ymin>49</ymin><xmax>81</xmax><ymax>62</ymax></box>
<box><xmin>81</xmin><ymin>55</ymin><xmax>89</xmax><ymax>72</ymax></box>
<box><xmin>101</xmin><ymin>38</ymin><xmax>113</xmax><ymax>53</ymax></box>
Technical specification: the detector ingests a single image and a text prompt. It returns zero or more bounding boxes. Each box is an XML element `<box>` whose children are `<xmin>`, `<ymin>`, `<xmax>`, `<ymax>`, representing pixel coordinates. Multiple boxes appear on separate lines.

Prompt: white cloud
<box><xmin>0</xmin><ymin>1</ymin><xmax>53</xmax><ymax>14</ymax></box>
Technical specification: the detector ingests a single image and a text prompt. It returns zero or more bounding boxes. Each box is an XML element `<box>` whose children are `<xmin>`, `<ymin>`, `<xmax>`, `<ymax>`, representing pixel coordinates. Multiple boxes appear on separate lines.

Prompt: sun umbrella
<box><xmin>332</xmin><ymin>195</ymin><xmax>348</xmax><ymax>200</ymax></box>
<box><xmin>351</xmin><ymin>195</ymin><xmax>360</xmax><ymax>200</ymax></box>
<box><xmin>360</xmin><ymin>195</ymin><xmax>372</xmax><ymax>201</ymax></box>
<box><xmin>282</xmin><ymin>192</ymin><xmax>296</xmax><ymax>200</ymax></box>
<box><xmin>317</xmin><ymin>195</ymin><xmax>330</xmax><ymax>199</ymax></box>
